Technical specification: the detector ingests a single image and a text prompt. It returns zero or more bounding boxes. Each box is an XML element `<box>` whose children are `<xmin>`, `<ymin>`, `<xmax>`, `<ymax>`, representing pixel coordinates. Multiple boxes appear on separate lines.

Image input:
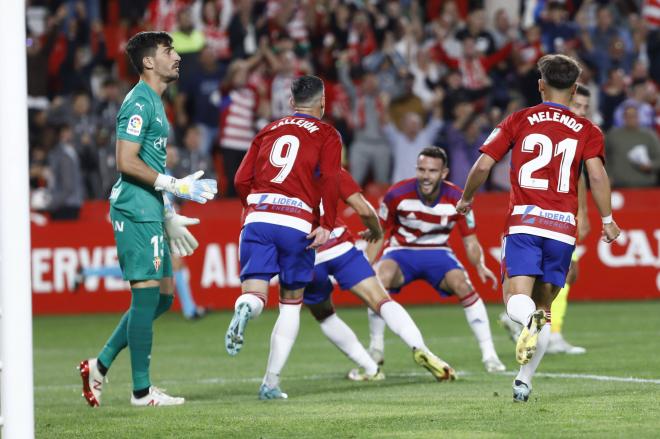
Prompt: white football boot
<box><xmin>130</xmin><ymin>386</ymin><xmax>185</xmax><ymax>407</ymax></box>
<box><xmin>78</xmin><ymin>358</ymin><xmax>105</xmax><ymax>407</ymax></box>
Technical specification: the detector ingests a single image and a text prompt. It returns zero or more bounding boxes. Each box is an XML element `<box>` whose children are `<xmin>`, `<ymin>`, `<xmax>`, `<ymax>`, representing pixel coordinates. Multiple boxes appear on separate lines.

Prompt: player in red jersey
<box><xmin>303</xmin><ymin>169</ymin><xmax>456</xmax><ymax>382</ymax></box>
<box><xmin>224</xmin><ymin>76</ymin><xmax>342</xmax><ymax>400</ymax></box>
<box><xmin>367</xmin><ymin>146</ymin><xmax>506</xmax><ymax>373</ymax></box>
<box><xmin>457</xmin><ymin>54</ymin><xmax>620</xmax><ymax>402</ymax></box>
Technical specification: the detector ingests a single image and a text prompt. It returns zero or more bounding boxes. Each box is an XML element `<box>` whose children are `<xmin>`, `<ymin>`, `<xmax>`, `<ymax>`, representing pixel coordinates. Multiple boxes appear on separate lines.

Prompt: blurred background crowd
<box><xmin>25</xmin><ymin>0</ymin><xmax>660</xmax><ymax>219</ymax></box>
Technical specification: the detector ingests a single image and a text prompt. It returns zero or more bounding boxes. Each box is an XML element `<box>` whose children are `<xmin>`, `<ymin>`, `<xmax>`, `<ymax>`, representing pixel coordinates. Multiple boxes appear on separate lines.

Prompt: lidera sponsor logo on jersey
<box><xmin>521</xmin><ymin>205</ymin><xmax>574</xmax><ymax>227</ymax></box>
<box><xmin>527</xmin><ymin>111</ymin><xmax>583</xmax><ymax>132</ymax></box>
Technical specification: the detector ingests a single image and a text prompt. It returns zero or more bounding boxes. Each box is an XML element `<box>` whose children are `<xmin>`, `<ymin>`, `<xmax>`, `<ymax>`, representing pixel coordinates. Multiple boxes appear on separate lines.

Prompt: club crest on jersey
<box><xmin>127</xmin><ymin>115</ymin><xmax>143</xmax><ymax>136</ymax></box>
<box><xmin>153</xmin><ymin>256</ymin><xmax>161</xmax><ymax>272</ymax></box>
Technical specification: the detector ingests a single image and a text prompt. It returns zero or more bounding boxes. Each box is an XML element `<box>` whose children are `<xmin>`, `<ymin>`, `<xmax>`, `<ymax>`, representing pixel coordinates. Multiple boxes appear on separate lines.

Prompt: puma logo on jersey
<box><xmin>135</xmin><ymin>102</ymin><xmax>144</xmax><ymax>111</ymax></box>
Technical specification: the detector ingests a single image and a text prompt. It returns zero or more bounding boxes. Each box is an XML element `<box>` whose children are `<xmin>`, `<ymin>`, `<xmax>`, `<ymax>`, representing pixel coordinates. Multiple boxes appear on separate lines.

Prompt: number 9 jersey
<box><xmin>479</xmin><ymin>102</ymin><xmax>604</xmax><ymax>245</ymax></box>
<box><xmin>234</xmin><ymin>113</ymin><xmax>342</xmax><ymax>234</ymax></box>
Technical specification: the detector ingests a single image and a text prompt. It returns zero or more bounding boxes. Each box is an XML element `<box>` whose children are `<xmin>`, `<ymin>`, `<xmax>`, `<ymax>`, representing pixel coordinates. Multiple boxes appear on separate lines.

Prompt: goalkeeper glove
<box><xmin>164</xmin><ymin>205</ymin><xmax>200</xmax><ymax>257</ymax></box>
<box><xmin>154</xmin><ymin>170</ymin><xmax>218</xmax><ymax>204</ymax></box>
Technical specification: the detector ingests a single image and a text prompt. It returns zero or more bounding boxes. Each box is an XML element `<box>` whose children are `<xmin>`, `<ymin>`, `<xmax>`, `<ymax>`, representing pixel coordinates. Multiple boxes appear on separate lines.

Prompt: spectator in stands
<box><xmin>363</xmin><ymin>31</ymin><xmax>408</xmax><ymax>99</ymax></box>
<box><xmin>48</xmin><ymin>124</ymin><xmax>84</xmax><ymax>220</ymax></box>
<box><xmin>514</xmin><ymin>24</ymin><xmax>544</xmax><ymax>106</ymax></box>
<box><xmin>606</xmin><ymin>104</ymin><xmax>660</xmax><ymax>188</ymax></box>
<box><xmin>175</xmin><ymin>45</ymin><xmax>226</xmax><ymax>156</ymax></box>
<box><xmin>385</xmin><ymin>101</ymin><xmax>444</xmax><ymax>184</ymax></box>
<box><xmin>444</xmin><ymin>112</ymin><xmax>489</xmax><ymax>188</ymax></box>
<box><xmin>389</xmin><ymin>73</ymin><xmax>428</xmax><ymax>129</ymax></box>
<box><xmin>600</xmin><ymin>68</ymin><xmax>628</xmax><ymax>131</ymax></box>
<box><xmin>613</xmin><ymin>78</ymin><xmax>656</xmax><ymax>129</ymax></box>
<box><xmin>538</xmin><ymin>2</ymin><xmax>578</xmax><ymax>54</ymax></box>
<box><xmin>337</xmin><ymin>53</ymin><xmax>389</xmax><ymax>186</ymax></box>
<box><xmin>172</xmin><ymin>6</ymin><xmax>206</xmax><ymax>85</ymax></box>
<box><xmin>227</xmin><ymin>0</ymin><xmax>264</xmax><ymax>60</ymax></box>
<box><xmin>409</xmin><ymin>46</ymin><xmax>445</xmax><ymax>108</ymax></box>
<box><xmin>218</xmin><ymin>55</ymin><xmax>269</xmax><ymax>196</ymax></box>
<box><xmin>584</xmin><ymin>5</ymin><xmax>634</xmax><ymax>83</ymax></box>
<box><xmin>647</xmin><ymin>24</ymin><xmax>660</xmax><ymax>84</ymax></box>
<box><xmin>432</xmin><ymin>34</ymin><xmax>512</xmax><ymax>93</ymax></box>
<box><xmin>270</xmin><ymin>36</ymin><xmax>311</xmax><ymax>120</ymax></box>
<box><xmin>456</xmin><ymin>8</ymin><xmax>496</xmax><ymax>55</ymax></box>
<box><xmin>491</xmin><ymin>9</ymin><xmax>517</xmax><ymax>50</ymax></box>
<box><xmin>59</xmin><ymin>20</ymin><xmax>108</xmax><ymax>96</ymax></box>
<box><xmin>174</xmin><ymin>125</ymin><xmax>216</xmax><ymax>180</ymax></box>
<box><xmin>201</xmin><ymin>0</ymin><xmax>232</xmax><ymax>61</ymax></box>
<box><xmin>92</xmin><ymin>126</ymin><xmax>118</xmax><ymax>199</ymax></box>
<box><xmin>94</xmin><ymin>78</ymin><xmax>123</xmax><ymax>136</ymax></box>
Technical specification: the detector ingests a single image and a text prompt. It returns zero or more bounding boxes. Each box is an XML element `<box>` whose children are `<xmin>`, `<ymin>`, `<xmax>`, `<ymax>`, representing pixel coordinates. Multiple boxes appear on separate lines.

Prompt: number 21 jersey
<box><xmin>479</xmin><ymin>102</ymin><xmax>604</xmax><ymax>245</ymax></box>
<box><xmin>234</xmin><ymin>113</ymin><xmax>342</xmax><ymax>234</ymax></box>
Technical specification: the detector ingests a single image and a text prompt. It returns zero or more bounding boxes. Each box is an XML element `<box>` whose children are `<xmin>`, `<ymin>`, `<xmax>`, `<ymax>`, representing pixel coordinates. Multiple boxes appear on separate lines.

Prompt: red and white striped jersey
<box><xmin>235</xmin><ymin>113</ymin><xmax>342</xmax><ymax>233</ymax></box>
<box><xmin>219</xmin><ymin>87</ymin><xmax>257</xmax><ymax>151</ymax></box>
<box><xmin>379</xmin><ymin>178</ymin><xmax>476</xmax><ymax>250</ymax></box>
<box><xmin>480</xmin><ymin>102</ymin><xmax>605</xmax><ymax>245</ymax></box>
<box><xmin>316</xmin><ymin>169</ymin><xmax>362</xmax><ymax>263</ymax></box>
<box><xmin>644</xmin><ymin>0</ymin><xmax>660</xmax><ymax>27</ymax></box>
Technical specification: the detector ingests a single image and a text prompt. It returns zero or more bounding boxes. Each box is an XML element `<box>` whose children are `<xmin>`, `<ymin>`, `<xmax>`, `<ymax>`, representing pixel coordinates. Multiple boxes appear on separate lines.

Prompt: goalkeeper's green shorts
<box><xmin>110</xmin><ymin>207</ymin><xmax>172</xmax><ymax>281</ymax></box>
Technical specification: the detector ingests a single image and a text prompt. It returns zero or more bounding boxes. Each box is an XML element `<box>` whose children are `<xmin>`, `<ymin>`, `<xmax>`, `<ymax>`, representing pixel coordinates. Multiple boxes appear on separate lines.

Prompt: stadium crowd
<box><xmin>26</xmin><ymin>0</ymin><xmax>660</xmax><ymax>219</ymax></box>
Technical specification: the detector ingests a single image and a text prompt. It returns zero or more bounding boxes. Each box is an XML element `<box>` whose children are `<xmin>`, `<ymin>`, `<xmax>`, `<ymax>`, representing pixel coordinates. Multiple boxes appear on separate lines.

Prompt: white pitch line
<box><xmin>38</xmin><ymin>370</ymin><xmax>660</xmax><ymax>392</ymax></box>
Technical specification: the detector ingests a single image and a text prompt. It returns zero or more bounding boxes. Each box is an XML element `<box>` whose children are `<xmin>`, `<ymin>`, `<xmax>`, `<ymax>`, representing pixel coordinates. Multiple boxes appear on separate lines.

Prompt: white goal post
<box><xmin>0</xmin><ymin>0</ymin><xmax>36</xmax><ymax>437</ymax></box>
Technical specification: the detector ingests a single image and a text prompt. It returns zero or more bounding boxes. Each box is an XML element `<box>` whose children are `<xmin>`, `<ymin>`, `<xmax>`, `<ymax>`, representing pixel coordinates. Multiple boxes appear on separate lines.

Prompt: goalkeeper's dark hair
<box><xmin>575</xmin><ymin>83</ymin><xmax>590</xmax><ymax>97</ymax></box>
<box><xmin>537</xmin><ymin>54</ymin><xmax>582</xmax><ymax>90</ymax></box>
<box><xmin>126</xmin><ymin>31</ymin><xmax>173</xmax><ymax>74</ymax></box>
<box><xmin>419</xmin><ymin>146</ymin><xmax>448</xmax><ymax>166</ymax></box>
<box><xmin>291</xmin><ymin>75</ymin><xmax>324</xmax><ymax>107</ymax></box>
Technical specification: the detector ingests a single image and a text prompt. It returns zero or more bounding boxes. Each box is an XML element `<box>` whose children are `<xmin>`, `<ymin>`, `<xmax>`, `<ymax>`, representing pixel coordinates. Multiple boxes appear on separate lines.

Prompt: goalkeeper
<box><xmin>78</xmin><ymin>31</ymin><xmax>217</xmax><ymax>408</ymax></box>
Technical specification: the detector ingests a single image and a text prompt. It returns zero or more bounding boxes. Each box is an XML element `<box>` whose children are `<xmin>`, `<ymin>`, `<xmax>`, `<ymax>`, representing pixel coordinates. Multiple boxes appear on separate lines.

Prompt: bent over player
<box><xmin>367</xmin><ymin>146</ymin><xmax>505</xmax><ymax>373</ymax></box>
<box><xmin>79</xmin><ymin>32</ymin><xmax>217</xmax><ymax>407</ymax></box>
<box><xmin>304</xmin><ymin>169</ymin><xmax>456</xmax><ymax>382</ymax></box>
<box><xmin>225</xmin><ymin>75</ymin><xmax>342</xmax><ymax>400</ymax></box>
<box><xmin>457</xmin><ymin>54</ymin><xmax>620</xmax><ymax>402</ymax></box>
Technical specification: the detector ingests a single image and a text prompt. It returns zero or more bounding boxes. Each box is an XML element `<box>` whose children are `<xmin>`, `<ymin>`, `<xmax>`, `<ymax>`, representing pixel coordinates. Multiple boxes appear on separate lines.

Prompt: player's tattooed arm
<box><xmin>457</xmin><ymin>154</ymin><xmax>496</xmax><ymax>214</ymax></box>
<box><xmin>462</xmin><ymin>234</ymin><xmax>497</xmax><ymax>289</ymax></box>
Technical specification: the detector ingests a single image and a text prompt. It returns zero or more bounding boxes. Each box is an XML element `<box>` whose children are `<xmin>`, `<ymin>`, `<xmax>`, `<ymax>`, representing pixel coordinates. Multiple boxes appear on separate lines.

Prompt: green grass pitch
<box><xmin>35</xmin><ymin>301</ymin><xmax>660</xmax><ymax>438</ymax></box>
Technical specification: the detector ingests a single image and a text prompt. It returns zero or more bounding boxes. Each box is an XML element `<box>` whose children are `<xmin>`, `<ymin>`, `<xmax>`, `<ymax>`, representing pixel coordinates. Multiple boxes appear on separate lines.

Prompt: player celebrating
<box><xmin>367</xmin><ymin>146</ymin><xmax>505</xmax><ymax>373</ymax></box>
<box><xmin>456</xmin><ymin>54</ymin><xmax>620</xmax><ymax>402</ymax></box>
<box><xmin>225</xmin><ymin>76</ymin><xmax>342</xmax><ymax>400</ymax></box>
<box><xmin>304</xmin><ymin>169</ymin><xmax>456</xmax><ymax>382</ymax></box>
<box><xmin>78</xmin><ymin>32</ymin><xmax>217</xmax><ymax>407</ymax></box>
<box><xmin>499</xmin><ymin>83</ymin><xmax>593</xmax><ymax>354</ymax></box>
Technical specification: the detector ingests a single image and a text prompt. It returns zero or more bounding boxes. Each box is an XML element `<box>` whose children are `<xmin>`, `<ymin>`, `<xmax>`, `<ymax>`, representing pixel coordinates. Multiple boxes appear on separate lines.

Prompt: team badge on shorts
<box><xmin>153</xmin><ymin>256</ymin><xmax>161</xmax><ymax>272</ymax></box>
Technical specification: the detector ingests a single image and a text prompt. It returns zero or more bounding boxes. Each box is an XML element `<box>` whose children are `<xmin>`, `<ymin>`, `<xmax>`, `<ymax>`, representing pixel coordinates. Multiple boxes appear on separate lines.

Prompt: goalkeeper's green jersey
<box><xmin>110</xmin><ymin>80</ymin><xmax>170</xmax><ymax>222</ymax></box>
